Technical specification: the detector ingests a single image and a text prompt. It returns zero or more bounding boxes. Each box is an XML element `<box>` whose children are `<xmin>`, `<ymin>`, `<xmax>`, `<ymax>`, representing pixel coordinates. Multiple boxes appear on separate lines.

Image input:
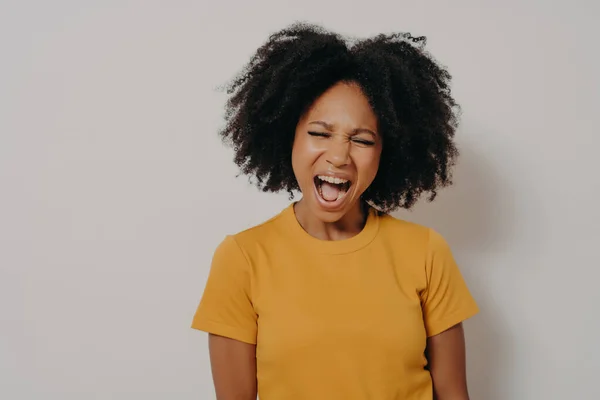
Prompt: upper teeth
<box><xmin>318</xmin><ymin>175</ymin><xmax>348</xmax><ymax>184</ymax></box>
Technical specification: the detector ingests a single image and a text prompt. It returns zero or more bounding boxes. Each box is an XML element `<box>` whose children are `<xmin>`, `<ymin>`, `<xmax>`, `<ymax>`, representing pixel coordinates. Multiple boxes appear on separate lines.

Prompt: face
<box><xmin>291</xmin><ymin>81</ymin><xmax>382</xmax><ymax>222</ymax></box>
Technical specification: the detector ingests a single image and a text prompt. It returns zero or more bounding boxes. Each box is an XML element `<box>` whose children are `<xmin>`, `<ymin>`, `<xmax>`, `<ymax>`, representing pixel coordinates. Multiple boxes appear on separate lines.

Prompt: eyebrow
<box><xmin>308</xmin><ymin>120</ymin><xmax>378</xmax><ymax>137</ymax></box>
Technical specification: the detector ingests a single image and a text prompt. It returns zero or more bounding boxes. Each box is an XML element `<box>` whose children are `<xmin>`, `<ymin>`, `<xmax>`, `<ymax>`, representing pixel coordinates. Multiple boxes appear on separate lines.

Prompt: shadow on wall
<box><xmin>393</xmin><ymin>138</ymin><xmax>514</xmax><ymax>400</ymax></box>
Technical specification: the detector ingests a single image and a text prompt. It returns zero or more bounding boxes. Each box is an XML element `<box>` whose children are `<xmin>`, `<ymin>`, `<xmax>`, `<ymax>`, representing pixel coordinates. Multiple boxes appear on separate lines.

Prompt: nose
<box><xmin>325</xmin><ymin>140</ymin><xmax>350</xmax><ymax>168</ymax></box>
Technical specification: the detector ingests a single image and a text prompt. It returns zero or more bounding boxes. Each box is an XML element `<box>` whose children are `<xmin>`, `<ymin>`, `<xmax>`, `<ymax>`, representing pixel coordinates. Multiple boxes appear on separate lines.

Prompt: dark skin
<box><xmin>428</xmin><ymin>324</ymin><xmax>470</xmax><ymax>400</ymax></box>
<box><xmin>208</xmin><ymin>82</ymin><xmax>471</xmax><ymax>400</ymax></box>
<box><xmin>208</xmin><ymin>334</ymin><xmax>256</xmax><ymax>399</ymax></box>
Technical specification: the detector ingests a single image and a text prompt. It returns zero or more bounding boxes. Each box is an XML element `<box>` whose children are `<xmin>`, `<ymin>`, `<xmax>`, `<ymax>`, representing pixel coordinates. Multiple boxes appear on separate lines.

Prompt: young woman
<box><xmin>191</xmin><ymin>22</ymin><xmax>479</xmax><ymax>400</ymax></box>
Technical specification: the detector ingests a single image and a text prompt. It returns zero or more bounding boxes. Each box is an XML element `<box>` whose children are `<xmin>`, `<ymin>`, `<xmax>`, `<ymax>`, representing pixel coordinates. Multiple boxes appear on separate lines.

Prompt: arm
<box><xmin>426</xmin><ymin>323</ymin><xmax>470</xmax><ymax>400</ymax></box>
<box><xmin>209</xmin><ymin>334</ymin><xmax>257</xmax><ymax>400</ymax></box>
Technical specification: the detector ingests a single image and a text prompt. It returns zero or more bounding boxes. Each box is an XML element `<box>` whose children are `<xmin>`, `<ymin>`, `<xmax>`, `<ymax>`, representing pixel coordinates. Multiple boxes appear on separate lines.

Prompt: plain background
<box><xmin>1</xmin><ymin>0</ymin><xmax>599</xmax><ymax>399</ymax></box>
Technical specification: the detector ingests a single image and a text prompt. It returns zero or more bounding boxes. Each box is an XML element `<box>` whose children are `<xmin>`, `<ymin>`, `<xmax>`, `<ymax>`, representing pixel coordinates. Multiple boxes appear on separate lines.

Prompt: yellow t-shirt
<box><xmin>191</xmin><ymin>203</ymin><xmax>478</xmax><ymax>399</ymax></box>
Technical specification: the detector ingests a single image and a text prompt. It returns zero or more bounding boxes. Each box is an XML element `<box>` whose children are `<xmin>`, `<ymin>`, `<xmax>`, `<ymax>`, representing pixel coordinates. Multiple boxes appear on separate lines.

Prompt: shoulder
<box><xmin>208</xmin><ymin>207</ymin><xmax>290</xmax><ymax>273</ymax></box>
<box><xmin>377</xmin><ymin>211</ymin><xmax>431</xmax><ymax>243</ymax></box>
<box><xmin>224</xmin><ymin>206</ymin><xmax>291</xmax><ymax>250</ymax></box>
<box><xmin>376</xmin><ymin>212</ymin><xmax>452</xmax><ymax>255</ymax></box>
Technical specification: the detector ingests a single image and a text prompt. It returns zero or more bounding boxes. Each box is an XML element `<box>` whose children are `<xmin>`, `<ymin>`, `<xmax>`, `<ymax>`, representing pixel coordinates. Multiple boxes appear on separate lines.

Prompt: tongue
<box><xmin>320</xmin><ymin>182</ymin><xmax>341</xmax><ymax>201</ymax></box>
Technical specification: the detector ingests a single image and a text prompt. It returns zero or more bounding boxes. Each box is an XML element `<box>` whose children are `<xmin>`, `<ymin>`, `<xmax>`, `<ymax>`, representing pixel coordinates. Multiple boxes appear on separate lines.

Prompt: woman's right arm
<box><xmin>209</xmin><ymin>334</ymin><xmax>257</xmax><ymax>400</ymax></box>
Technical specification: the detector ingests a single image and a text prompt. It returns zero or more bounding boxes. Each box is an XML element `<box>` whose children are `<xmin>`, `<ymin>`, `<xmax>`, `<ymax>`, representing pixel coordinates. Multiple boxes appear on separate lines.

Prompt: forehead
<box><xmin>302</xmin><ymin>82</ymin><xmax>378</xmax><ymax>128</ymax></box>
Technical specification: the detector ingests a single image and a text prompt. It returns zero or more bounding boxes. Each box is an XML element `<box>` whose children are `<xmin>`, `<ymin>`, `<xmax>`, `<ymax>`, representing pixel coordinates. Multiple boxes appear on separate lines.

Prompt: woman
<box><xmin>192</xmin><ymin>22</ymin><xmax>479</xmax><ymax>400</ymax></box>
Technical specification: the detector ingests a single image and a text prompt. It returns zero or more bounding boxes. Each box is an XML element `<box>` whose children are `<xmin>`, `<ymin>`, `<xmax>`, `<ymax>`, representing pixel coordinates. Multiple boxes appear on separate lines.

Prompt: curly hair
<box><xmin>219</xmin><ymin>22</ymin><xmax>460</xmax><ymax>212</ymax></box>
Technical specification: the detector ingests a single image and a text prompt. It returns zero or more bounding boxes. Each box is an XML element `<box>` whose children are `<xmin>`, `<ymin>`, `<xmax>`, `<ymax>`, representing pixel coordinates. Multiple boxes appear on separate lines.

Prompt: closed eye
<box><xmin>352</xmin><ymin>138</ymin><xmax>376</xmax><ymax>146</ymax></box>
<box><xmin>309</xmin><ymin>131</ymin><xmax>375</xmax><ymax>146</ymax></box>
<box><xmin>308</xmin><ymin>131</ymin><xmax>330</xmax><ymax>138</ymax></box>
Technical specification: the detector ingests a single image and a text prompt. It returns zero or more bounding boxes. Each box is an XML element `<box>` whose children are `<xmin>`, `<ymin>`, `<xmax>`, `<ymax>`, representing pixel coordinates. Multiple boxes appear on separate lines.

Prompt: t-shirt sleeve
<box><xmin>191</xmin><ymin>235</ymin><xmax>257</xmax><ymax>345</ymax></box>
<box><xmin>421</xmin><ymin>229</ymin><xmax>479</xmax><ymax>337</ymax></box>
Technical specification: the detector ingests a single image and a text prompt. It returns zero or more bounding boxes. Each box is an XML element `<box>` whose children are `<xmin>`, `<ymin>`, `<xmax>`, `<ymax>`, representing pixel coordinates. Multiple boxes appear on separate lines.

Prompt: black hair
<box><xmin>219</xmin><ymin>22</ymin><xmax>460</xmax><ymax>212</ymax></box>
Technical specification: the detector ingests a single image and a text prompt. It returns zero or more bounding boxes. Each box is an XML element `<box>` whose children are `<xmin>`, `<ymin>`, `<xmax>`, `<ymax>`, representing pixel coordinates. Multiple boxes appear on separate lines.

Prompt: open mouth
<box><xmin>314</xmin><ymin>175</ymin><xmax>352</xmax><ymax>203</ymax></box>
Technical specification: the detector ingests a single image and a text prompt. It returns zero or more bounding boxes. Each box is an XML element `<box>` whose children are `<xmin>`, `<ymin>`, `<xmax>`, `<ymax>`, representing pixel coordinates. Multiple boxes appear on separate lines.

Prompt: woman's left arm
<box><xmin>426</xmin><ymin>322</ymin><xmax>471</xmax><ymax>400</ymax></box>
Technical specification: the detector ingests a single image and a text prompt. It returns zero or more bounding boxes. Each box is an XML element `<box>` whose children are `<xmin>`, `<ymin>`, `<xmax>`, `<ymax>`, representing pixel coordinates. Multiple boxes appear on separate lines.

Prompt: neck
<box><xmin>294</xmin><ymin>199</ymin><xmax>369</xmax><ymax>241</ymax></box>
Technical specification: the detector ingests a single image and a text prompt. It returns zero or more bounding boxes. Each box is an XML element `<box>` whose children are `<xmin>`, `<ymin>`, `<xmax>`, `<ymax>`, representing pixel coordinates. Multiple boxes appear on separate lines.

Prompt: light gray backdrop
<box><xmin>1</xmin><ymin>0</ymin><xmax>599</xmax><ymax>399</ymax></box>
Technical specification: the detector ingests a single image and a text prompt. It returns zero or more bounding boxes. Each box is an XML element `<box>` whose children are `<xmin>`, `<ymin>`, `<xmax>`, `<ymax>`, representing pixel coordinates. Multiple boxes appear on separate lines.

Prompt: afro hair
<box><xmin>219</xmin><ymin>22</ymin><xmax>460</xmax><ymax>212</ymax></box>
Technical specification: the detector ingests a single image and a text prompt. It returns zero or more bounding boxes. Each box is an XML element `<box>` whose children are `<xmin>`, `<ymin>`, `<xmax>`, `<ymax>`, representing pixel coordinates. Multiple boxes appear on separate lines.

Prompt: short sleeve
<box><xmin>191</xmin><ymin>235</ymin><xmax>257</xmax><ymax>344</ymax></box>
<box><xmin>421</xmin><ymin>229</ymin><xmax>479</xmax><ymax>337</ymax></box>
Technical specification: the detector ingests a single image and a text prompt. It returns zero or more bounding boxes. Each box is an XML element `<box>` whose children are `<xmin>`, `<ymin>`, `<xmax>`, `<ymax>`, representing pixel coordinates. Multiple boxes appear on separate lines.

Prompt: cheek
<box><xmin>355</xmin><ymin>149</ymin><xmax>382</xmax><ymax>186</ymax></box>
<box><xmin>291</xmin><ymin>137</ymin><xmax>320</xmax><ymax>180</ymax></box>
<box><xmin>293</xmin><ymin>135</ymin><xmax>325</xmax><ymax>161</ymax></box>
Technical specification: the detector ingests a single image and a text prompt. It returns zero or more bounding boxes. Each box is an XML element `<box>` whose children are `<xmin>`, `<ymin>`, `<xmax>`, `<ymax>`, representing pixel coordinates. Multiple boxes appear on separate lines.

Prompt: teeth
<box><xmin>317</xmin><ymin>175</ymin><xmax>348</xmax><ymax>185</ymax></box>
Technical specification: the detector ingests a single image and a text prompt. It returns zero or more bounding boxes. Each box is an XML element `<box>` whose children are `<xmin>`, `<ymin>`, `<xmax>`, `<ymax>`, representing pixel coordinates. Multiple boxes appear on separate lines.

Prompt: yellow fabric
<box><xmin>191</xmin><ymin>204</ymin><xmax>478</xmax><ymax>399</ymax></box>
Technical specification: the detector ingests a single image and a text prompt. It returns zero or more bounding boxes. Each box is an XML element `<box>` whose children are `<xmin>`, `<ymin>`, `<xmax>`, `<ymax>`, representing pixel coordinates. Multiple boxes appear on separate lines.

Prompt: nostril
<box><xmin>326</xmin><ymin>158</ymin><xmax>350</xmax><ymax>168</ymax></box>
